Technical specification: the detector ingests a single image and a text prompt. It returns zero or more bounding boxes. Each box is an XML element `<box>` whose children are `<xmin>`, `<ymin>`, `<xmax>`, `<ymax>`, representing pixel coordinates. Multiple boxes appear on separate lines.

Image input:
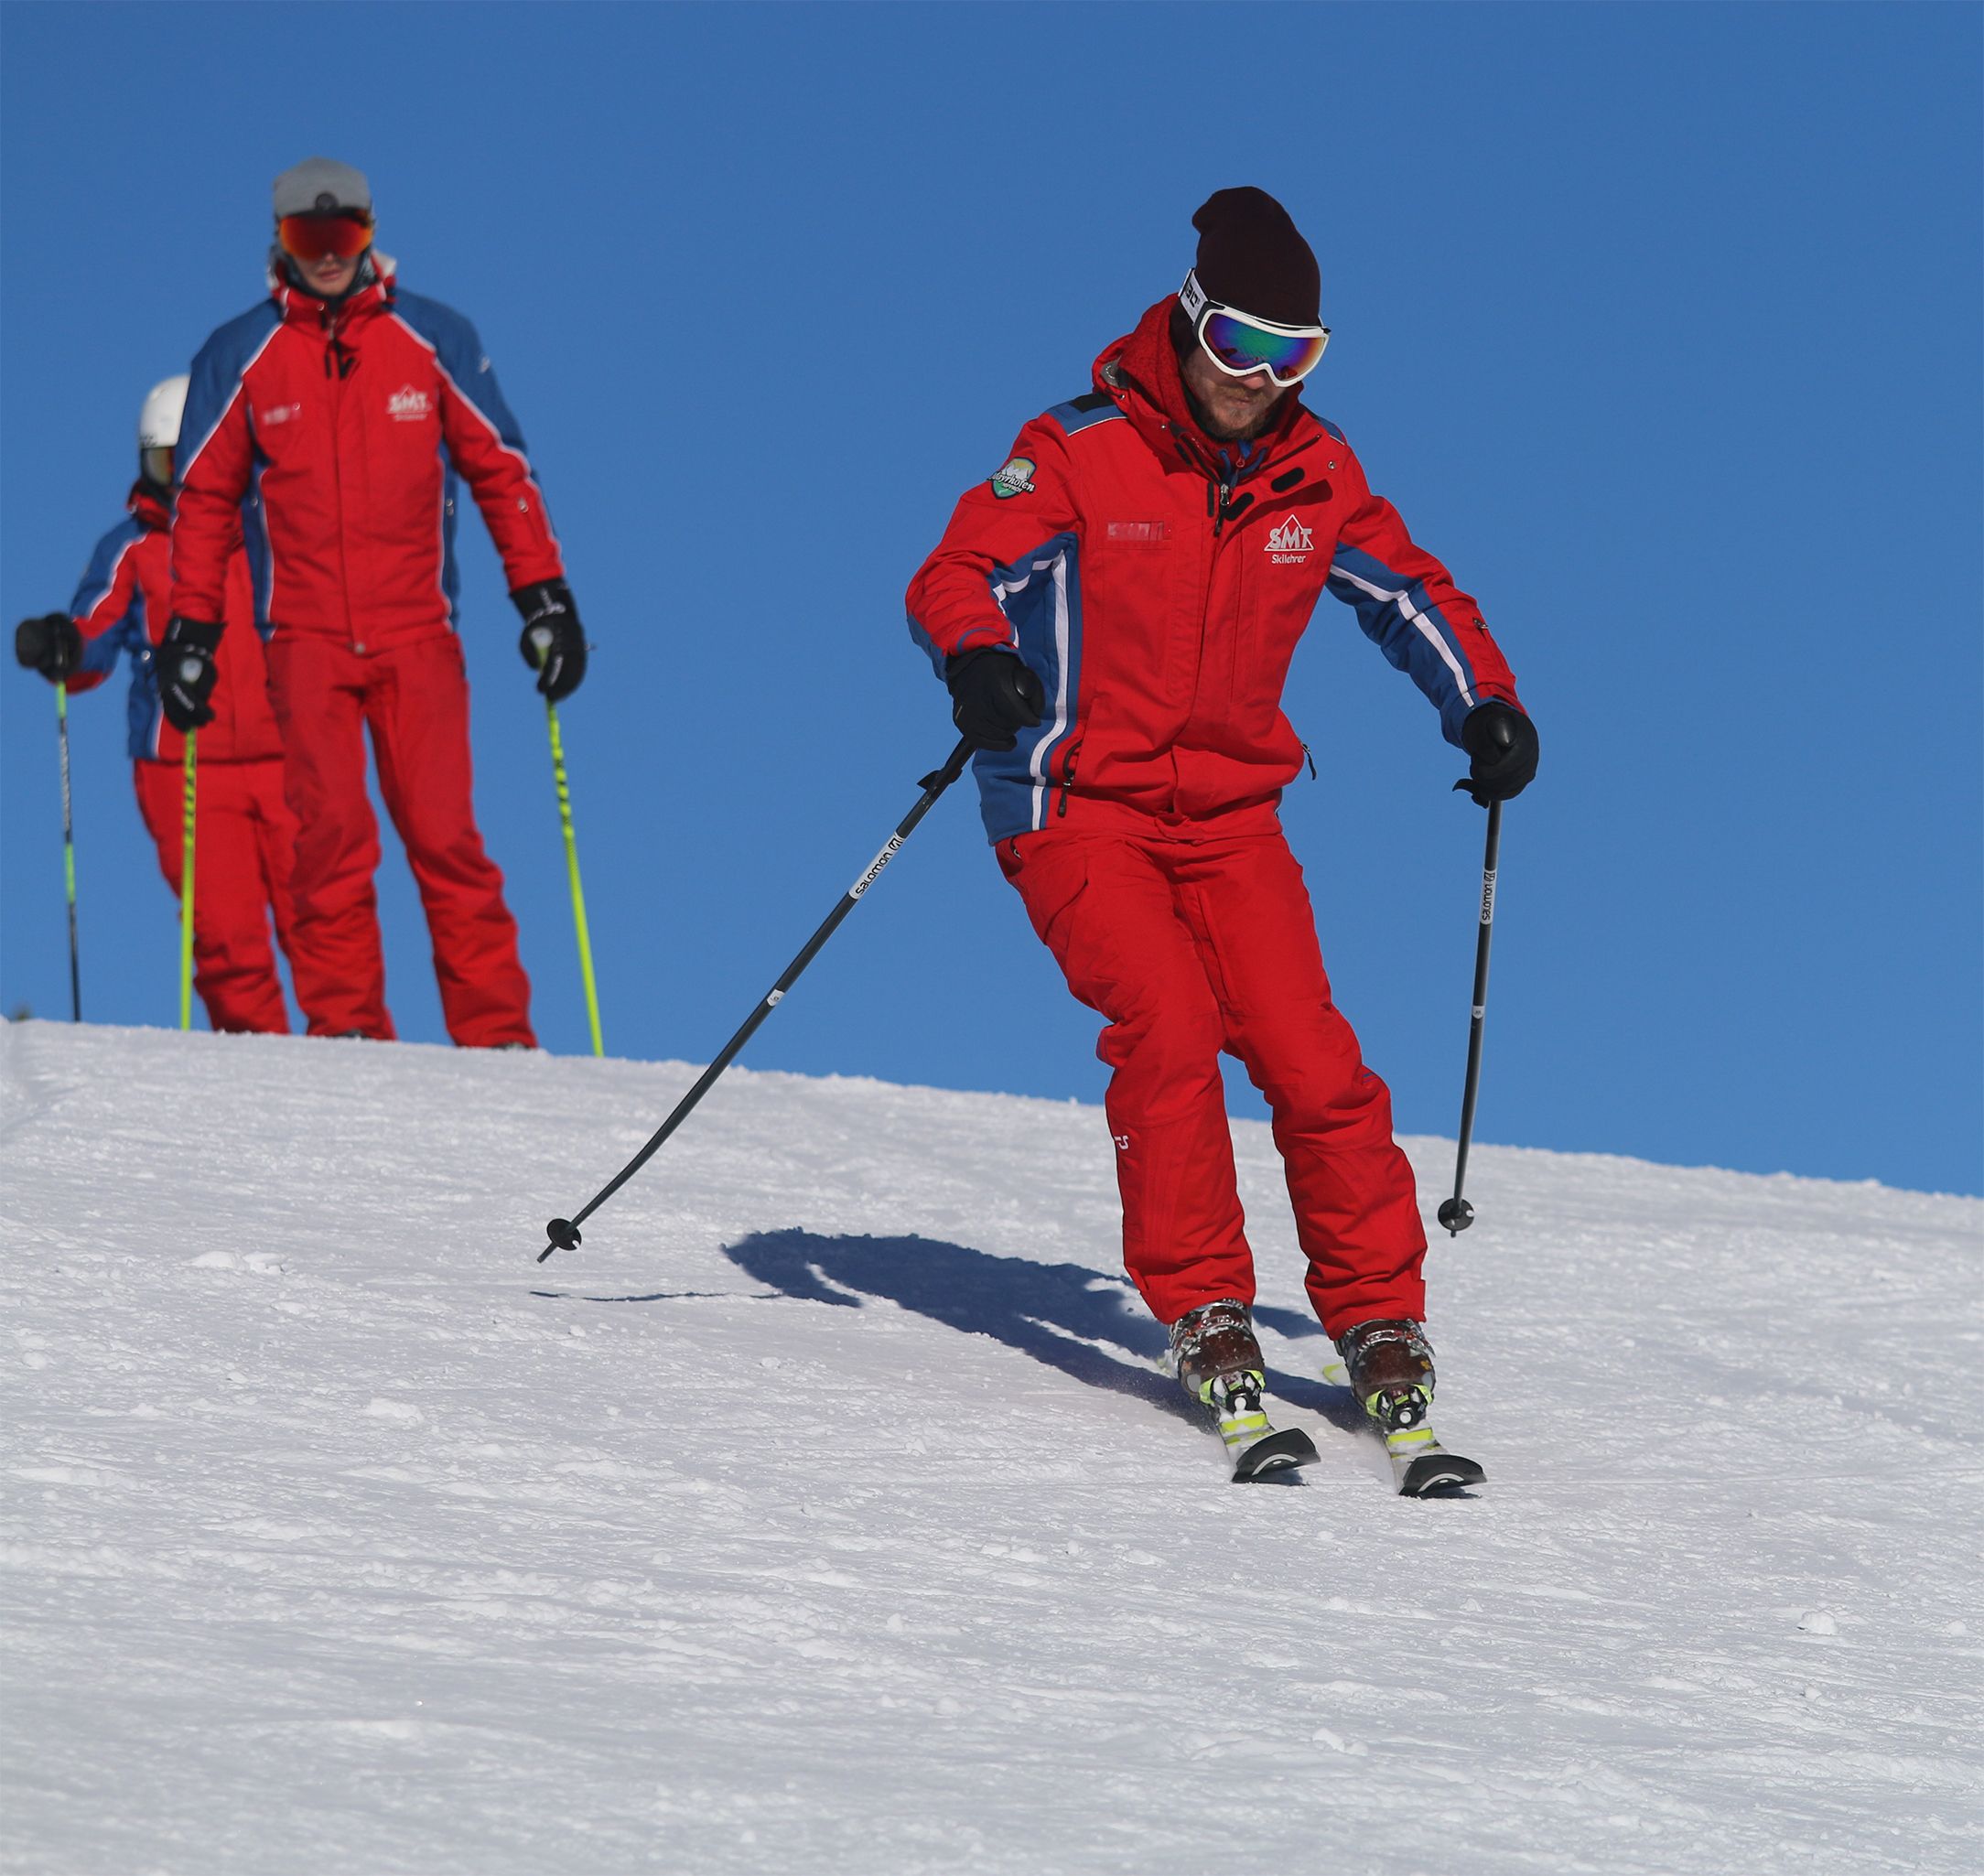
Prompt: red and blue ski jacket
<box><xmin>172</xmin><ymin>258</ymin><xmax>564</xmax><ymax>652</ymax></box>
<box><xmin>907</xmin><ymin>298</ymin><xmax>1525</xmax><ymax>843</ymax></box>
<box><xmin>69</xmin><ymin>483</ymin><xmax>277</xmax><ymax>764</ymax></box>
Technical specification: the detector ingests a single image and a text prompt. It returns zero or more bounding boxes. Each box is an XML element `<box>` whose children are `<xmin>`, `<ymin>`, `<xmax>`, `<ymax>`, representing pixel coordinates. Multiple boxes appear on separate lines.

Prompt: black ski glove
<box><xmin>945</xmin><ymin>648</ymin><xmax>1045</xmax><ymax>751</ymax></box>
<box><xmin>15</xmin><ymin>613</ymin><xmax>84</xmax><ymax>683</ymax></box>
<box><xmin>1456</xmin><ymin>701</ymin><xmax>1539</xmax><ymax>805</ymax></box>
<box><xmin>157</xmin><ymin>617</ymin><xmax>223</xmax><ymax>732</ymax></box>
<box><xmin>513</xmin><ymin>578</ymin><xmax>587</xmax><ymax>702</ymax></box>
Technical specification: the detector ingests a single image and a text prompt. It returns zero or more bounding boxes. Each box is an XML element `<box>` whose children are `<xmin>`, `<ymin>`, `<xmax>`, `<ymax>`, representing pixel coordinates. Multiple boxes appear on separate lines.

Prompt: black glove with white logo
<box><xmin>15</xmin><ymin>613</ymin><xmax>84</xmax><ymax>683</ymax></box>
<box><xmin>513</xmin><ymin>578</ymin><xmax>587</xmax><ymax>703</ymax></box>
<box><xmin>1456</xmin><ymin>701</ymin><xmax>1539</xmax><ymax>805</ymax></box>
<box><xmin>157</xmin><ymin>617</ymin><xmax>223</xmax><ymax>731</ymax></box>
<box><xmin>946</xmin><ymin>649</ymin><xmax>1045</xmax><ymax>751</ymax></box>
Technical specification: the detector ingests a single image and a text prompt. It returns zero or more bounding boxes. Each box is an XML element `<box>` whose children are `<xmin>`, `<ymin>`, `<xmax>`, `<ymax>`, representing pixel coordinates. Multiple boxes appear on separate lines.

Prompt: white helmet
<box><xmin>138</xmin><ymin>375</ymin><xmax>189</xmax><ymax>450</ymax></box>
<box><xmin>137</xmin><ymin>375</ymin><xmax>189</xmax><ymax>490</ymax></box>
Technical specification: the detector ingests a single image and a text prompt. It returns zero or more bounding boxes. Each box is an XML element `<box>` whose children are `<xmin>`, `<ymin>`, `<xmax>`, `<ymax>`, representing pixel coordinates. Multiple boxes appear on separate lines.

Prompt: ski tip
<box><xmin>540</xmin><ymin>1216</ymin><xmax>581</xmax><ymax>1262</ymax></box>
<box><xmin>1231</xmin><ymin>1426</ymin><xmax>1321</xmax><ymax>1483</ymax></box>
<box><xmin>1396</xmin><ymin>1451</ymin><xmax>1486</xmax><ymax>1498</ymax></box>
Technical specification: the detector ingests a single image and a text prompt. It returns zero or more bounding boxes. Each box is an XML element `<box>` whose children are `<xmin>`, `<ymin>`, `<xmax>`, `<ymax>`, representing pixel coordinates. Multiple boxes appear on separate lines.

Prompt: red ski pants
<box><xmin>264</xmin><ymin>634</ymin><xmax>534</xmax><ymax>1048</ymax></box>
<box><xmin>1000</xmin><ymin>813</ymin><xmax>1427</xmax><ymax>1337</ymax></box>
<box><xmin>134</xmin><ymin>756</ymin><xmax>297</xmax><ymax>1035</ymax></box>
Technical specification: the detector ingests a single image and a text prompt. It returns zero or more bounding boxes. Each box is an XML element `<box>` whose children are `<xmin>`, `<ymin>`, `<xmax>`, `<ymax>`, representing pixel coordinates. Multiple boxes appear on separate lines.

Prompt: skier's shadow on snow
<box><xmin>719</xmin><ymin>1230</ymin><xmax>1363</xmax><ymax>1434</ymax></box>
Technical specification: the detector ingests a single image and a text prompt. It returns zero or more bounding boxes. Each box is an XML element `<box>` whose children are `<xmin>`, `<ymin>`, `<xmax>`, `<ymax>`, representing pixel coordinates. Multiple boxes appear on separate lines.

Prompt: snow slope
<box><xmin>3</xmin><ymin>1019</ymin><xmax>1979</xmax><ymax>1876</ymax></box>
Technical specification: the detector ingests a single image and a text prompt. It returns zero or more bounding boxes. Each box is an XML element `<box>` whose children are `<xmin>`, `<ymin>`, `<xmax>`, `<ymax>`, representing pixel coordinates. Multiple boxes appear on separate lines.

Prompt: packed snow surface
<box><xmin>3</xmin><ymin>1020</ymin><xmax>1979</xmax><ymax>1875</ymax></box>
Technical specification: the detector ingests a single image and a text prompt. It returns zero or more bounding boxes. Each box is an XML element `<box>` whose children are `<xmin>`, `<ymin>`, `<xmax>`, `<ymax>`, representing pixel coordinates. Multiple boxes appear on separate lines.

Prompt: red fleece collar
<box><xmin>127</xmin><ymin>480</ymin><xmax>169</xmax><ymax>532</ymax></box>
<box><xmin>1096</xmin><ymin>297</ymin><xmax>1307</xmax><ymax>473</ymax></box>
<box><xmin>272</xmin><ymin>265</ymin><xmax>393</xmax><ymax>330</ymax></box>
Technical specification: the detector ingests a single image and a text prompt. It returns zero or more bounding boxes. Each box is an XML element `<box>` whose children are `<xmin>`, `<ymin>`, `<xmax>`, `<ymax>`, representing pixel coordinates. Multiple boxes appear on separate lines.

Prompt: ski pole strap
<box><xmin>56</xmin><ymin>681</ymin><xmax>81</xmax><ymax>1022</ymax></box>
<box><xmin>539</xmin><ymin>736</ymin><xmax>975</xmax><ymax>1261</ymax></box>
<box><xmin>545</xmin><ymin>699</ymin><xmax>604</xmax><ymax>1057</ymax></box>
<box><xmin>179</xmin><ymin>733</ymin><xmax>198</xmax><ymax>1031</ymax></box>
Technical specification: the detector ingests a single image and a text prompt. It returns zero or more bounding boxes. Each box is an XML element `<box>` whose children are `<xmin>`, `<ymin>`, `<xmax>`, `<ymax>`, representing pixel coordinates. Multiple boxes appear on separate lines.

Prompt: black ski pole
<box><xmin>538</xmin><ymin>737</ymin><xmax>976</xmax><ymax>1262</ymax></box>
<box><xmin>56</xmin><ymin>680</ymin><xmax>81</xmax><ymax>1021</ymax></box>
<box><xmin>1436</xmin><ymin>798</ymin><xmax>1502</xmax><ymax>1237</ymax></box>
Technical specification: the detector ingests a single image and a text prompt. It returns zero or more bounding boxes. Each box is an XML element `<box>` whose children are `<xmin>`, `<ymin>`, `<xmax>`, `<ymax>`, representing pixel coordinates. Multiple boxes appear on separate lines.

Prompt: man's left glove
<box><xmin>1457</xmin><ymin>701</ymin><xmax>1539</xmax><ymax>805</ymax></box>
<box><xmin>513</xmin><ymin>579</ymin><xmax>587</xmax><ymax>702</ymax></box>
<box><xmin>15</xmin><ymin>613</ymin><xmax>83</xmax><ymax>683</ymax></box>
<box><xmin>946</xmin><ymin>648</ymin><xmax>1044</xmax><ymax>751</ymax></box>
<box><xmin>157</xmin><ymin>617</ymin><xmax>223</xmax><ymax>732</ymax></box>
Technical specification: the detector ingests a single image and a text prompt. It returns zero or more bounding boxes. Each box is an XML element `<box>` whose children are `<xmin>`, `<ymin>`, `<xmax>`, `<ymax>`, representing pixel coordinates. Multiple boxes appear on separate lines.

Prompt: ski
<box><xmin>1204</xmin><ymin>1371</ymin><xmax>1319</xmax><ymax>1482</ymax></box>
<box><xmin>1321</xmin><ymin>1354</ymin><xmax>1484</xmax><ymax>1496</ymax></box>
<box><xmin>1383</xmin><ymin>1425</ymin><xmax>1486</xmax><ymax>1497</ymax></box>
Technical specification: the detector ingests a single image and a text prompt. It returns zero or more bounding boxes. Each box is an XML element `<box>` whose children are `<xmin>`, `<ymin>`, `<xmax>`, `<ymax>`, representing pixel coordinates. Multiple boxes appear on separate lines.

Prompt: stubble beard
<box><xmin>1185</xmin><ymin>383</ymin><xmax>1280</xmax><ymax>443</ymax></box>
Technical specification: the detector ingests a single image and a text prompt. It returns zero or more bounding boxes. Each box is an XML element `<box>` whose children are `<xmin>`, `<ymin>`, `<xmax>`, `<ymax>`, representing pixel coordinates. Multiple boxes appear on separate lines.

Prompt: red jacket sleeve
<box><xmin>426</xmin><ymin>340</ymin><xmax>564</xmax><ymax>592</ymax></box>
<box><xmin>906</xmin><ymin>415</ymin><xmax>1082</xmax><ymax>667</ymax></box>
<box><xmin>64</xmin><ymin>530</ymin><xmax>147</xmax><ymax>695</ymax></box>
<box><xmin>1326</xmin><ymin>443</ymin><xmax>1522</xmax><ymax>746</ymax></box>
<box><xmin>170</xmin><ymin>381</ymin><xmax>254</xmax><ymax>631</ymax></box>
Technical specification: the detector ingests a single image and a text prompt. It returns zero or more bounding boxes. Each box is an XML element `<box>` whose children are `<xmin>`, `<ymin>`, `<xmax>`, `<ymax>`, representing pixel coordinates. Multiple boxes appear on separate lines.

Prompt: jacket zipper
<box><xmin>1212</xmin><ymin>458</ymin><xmax>1238</xmax><ymax>537</ymax></box>
<box><xmin>321</xmin><ymin>306</ymin><xmax>359</xmax><ymax>647</ymax></box>
<box><xmin>1055</xmin><ymin>739</ymin><xmax>1081</xmax><ymax>817</ymax></box>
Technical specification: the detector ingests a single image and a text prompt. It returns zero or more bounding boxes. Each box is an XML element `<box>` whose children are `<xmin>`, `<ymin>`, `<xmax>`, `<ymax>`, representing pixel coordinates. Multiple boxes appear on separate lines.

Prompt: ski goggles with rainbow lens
<box><xmin>1179</xmin><ymin>270</ymin><xmax>1330</xmax><ymax>387</ymax></box>
<box><xmin>276</xmin><ymin>211</ymin><xmax>374</xmax><ymax>262</ymax></box>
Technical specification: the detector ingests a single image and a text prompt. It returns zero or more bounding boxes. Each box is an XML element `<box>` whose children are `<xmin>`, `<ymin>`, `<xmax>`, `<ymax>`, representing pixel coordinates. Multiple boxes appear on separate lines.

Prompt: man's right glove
<box><xmin>512</xmin><ymin>578</ymin><xmax>587</xmax><ymax>703</ymax></box>
<box><xmin>156</xmin><ymin>617</ymin><xmax>223</xmax><ymax>732</ymax></box>
<box><xmin>1457</xmin><ymin>701</ymin><xmax>1539</xmax><ymax>805</ymax></box>
<box><xmin>15</xmin><ymin>613</ymin><xmax>83</xmax><ymax>683</ymax></box>
<box><xmin>945</xmin><ymin>648</ymin><xmax>1045</xmax><ymax>751</ymax></box>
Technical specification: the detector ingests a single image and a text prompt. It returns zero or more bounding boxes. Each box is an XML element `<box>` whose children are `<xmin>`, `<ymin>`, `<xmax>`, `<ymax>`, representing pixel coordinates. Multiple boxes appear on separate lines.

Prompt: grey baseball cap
<box><xmin>273</xmin><ymin>156</ymin><xmax>372</xmax><ymax>220</ymax></box>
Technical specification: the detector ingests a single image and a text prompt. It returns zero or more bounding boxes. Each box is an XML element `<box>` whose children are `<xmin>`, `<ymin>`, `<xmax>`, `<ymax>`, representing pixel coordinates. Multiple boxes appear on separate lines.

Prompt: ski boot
<box><xmin>1326</xmin><ymin>1319</ymin><xmax>1484</xmax><ymax>1497</ymax></box>
<box><xmin>1169</xmin><ymin>1299</ymin><xmax>1318</xmax><ymax>1482</ymax></box>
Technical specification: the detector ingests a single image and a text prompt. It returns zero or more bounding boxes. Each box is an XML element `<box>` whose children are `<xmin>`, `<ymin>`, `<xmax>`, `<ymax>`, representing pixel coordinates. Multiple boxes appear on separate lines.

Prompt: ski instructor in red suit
<box><xmin>907</xmin><ymin>188</ymin><xmax>1538</xmax><ymax>1440</ymax></box>
<box><xmin>160</xmin><ymin>157</ymin><xmax>588</xmax><ymax>1047</ymax></box>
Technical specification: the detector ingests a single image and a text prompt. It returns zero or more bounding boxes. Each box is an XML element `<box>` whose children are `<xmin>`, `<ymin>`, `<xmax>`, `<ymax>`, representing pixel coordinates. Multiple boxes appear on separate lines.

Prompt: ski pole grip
<box><xmin>921</xmin><ymin>735</ymin><xmax>974</xmax><ymax>793</ymax></box>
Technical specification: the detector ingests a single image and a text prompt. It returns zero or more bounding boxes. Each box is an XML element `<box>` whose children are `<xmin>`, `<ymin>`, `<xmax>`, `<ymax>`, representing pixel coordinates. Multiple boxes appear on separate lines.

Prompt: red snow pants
<box><xmin>999</xmin><ymin>806</ymin><xmax>1427</xmax><ymax>1338</ymax></box>
<box><xmin>134</xmin><ymin>755</ymin><xmax>298</xmax><ymax>1035</ymax></box>
<box><xmin>264</xmin><ymin>634</ymin><xmax>535</xmax><ymax>1048</ymax></box>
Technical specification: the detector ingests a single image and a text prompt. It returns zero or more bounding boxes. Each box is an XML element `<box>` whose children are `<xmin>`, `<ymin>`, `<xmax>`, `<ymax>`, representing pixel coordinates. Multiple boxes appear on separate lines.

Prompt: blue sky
<box><xmin>3</xmin><ymin>2</ymin><xmax>1978</xmax><ymax>1197</ymax></box>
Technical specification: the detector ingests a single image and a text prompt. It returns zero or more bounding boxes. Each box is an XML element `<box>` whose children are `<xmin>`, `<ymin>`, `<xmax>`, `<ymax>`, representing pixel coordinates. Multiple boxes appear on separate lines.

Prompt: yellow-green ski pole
<box><xmin>178</xmin><ymin>731</ymin><xmax>197</xmax><ymax>1030</ymax></box>
<box><xmin>55</xmin><ymin>681</ymin><xmax>81</xmax><ymax>1021</ymax></box>
<box><xmin>545</xmin><ymin>699</ymin><xmax>603</xmax><ymax>1056</ymax></box>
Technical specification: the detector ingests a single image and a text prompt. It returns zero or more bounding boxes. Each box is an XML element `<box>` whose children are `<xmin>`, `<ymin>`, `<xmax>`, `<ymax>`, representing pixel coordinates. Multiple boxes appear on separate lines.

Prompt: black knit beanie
<box><xmin>1191</xmin><ymin>187</ymin><xmax>1321</xmax><ymax>326</ymax></box>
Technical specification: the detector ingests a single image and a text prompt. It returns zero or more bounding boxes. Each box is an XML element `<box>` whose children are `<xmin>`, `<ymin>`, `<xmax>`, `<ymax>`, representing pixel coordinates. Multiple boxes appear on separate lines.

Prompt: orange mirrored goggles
<box><xmin>277</xmin><ymin>212</ymin><xmax>373</xmax><ymax>261</ymax></box>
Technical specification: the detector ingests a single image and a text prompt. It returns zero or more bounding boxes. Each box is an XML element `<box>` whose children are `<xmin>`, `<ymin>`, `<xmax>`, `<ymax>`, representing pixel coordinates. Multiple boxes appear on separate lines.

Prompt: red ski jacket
<box><xmin>173</xmin><ymin>259</ymin><xmax>563</xmax><ymax>652</ymax></box>
<box><xmin>70</xmin><ymin>483</ymin><xmax>277</xmax><ymax>765</ymax></box>
<box><xmin>907</xmin><ymin>298</ymin><xmax>1524</xmax><ymax>842</ymax></box>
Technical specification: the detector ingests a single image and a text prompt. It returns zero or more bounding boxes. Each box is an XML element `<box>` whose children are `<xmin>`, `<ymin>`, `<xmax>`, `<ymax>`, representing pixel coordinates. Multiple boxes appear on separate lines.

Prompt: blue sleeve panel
<box><xmin>392</xmin><ymin>291</ymin><xmax>534</xmax><ymax>450</ymax></box>
<box><xmin>965</xmin><ymin>531</ymin><xmax>1084</xmax><ymax>844</ymax></box>
<box><xmin>1325</xmin><ymin>541</ymin><xmax>1483</xmax><ymax>747</ymax></box>
<box><xmin>242</xmin><ymin>478</ymin><xmax>275</xmax><ymax>635</ymax></box>
<box><xmin>905</xmin><ymin>609</ymin><xmax>954</xmax><ymax>680</ymax></box>
<box><xmin>69</xmin><ymin>518</ymin><xmax>143</xmax><ymax>636</ymax></box>
<box><xmin>68</xmin><ymin>518</ymin><xmax>158</xmax><ymax>760</ymax></box>
<box><xmin>1044</xmin><ymin>393</ymin><xmax>1126</xmax><ymax>437</ymax></box>
<box><xmin>178</xmin><ymin>304</ymin><xmax>279</xmax><ymax>488</ymax></box>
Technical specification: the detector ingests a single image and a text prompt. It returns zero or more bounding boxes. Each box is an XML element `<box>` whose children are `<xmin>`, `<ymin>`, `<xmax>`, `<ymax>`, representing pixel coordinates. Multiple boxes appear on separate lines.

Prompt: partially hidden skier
<box><xmin>159</xmin><ymin>156</ymin><xmax>587</xmax><ymax>1047</ymax></box>
<box><xmin>905</xmin><ymin>187</ymin><xmax>1537</xmax><ymax>1481</ymax></box>
<box><xmin>13</xmin><ymin>375</ymin><xmax>304</xmax><ymax>1033</ymax></box>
